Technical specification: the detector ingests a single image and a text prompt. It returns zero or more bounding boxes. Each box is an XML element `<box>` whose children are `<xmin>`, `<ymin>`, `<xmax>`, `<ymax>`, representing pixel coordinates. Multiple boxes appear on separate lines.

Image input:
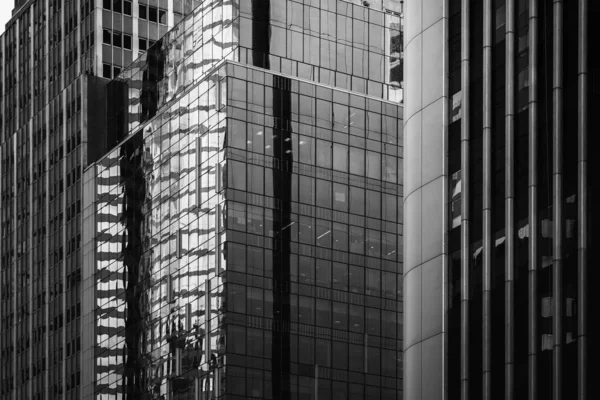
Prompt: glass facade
<box><xmin>103</xmin><ymin>0</ymin><xmax>403</xmax><ymax>151</ymax></box>
<box><xmin>83</xmin><ymin>1</ymin><xmax>404</xmax><ymax>399</ymax></box>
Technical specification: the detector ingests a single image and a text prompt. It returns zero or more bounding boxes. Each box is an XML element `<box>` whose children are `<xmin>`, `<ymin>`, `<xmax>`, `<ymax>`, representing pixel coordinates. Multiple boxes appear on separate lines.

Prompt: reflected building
<box><xmin>403</xmin><ymin>0</ymin><xmax>599</xmax><ymax>399</ymax></box>
<box><xmin>0</xmin><ymin>1</ymin><xmax>200</xmax><ymax>399</ymax></box>
<box><xmin>83</xmin><ymin>0</ymin><xmax>404</xmax><ymax>399</ymax></box>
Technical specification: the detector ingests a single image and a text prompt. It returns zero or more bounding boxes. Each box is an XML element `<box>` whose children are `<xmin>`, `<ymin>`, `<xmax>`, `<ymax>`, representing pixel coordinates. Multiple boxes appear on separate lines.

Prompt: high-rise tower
<box><xmin>0</xmin><ymin>1</ymin><xmax>199</xmax><ymax>399</ymax></box>
<box><xmin>403</xmin><ymin>0</ymin><xmax>598</xmax><ymax>399</ymax></box>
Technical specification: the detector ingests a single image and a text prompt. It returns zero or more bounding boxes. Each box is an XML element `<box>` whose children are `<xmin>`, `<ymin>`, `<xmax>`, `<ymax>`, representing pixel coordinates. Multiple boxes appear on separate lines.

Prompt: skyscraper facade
<box><xmin>403</xmin><ymin>0</ymin><xmax>598</xmax><ymax>399</ymax></box>
<box><xmin>82</xmin><ymin>0</ymin><xmax>404</xmax><ymax>399</ymax></box>
<box><xmin>0</xmin><ymin>1</ymin><xmax>198</xmax><ymax>399</ymax></box>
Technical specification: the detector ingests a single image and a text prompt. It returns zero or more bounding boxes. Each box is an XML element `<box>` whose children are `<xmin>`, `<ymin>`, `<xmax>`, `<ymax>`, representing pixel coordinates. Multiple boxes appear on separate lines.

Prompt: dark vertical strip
<box><xmin>536</xmin><ymin>0</ymin><xmax>553</xmax><ymax>397</ymax></box>
<box><xmin>514</xmin><ymin>0</ymin><xmax>531</xmax><ymax>396</ymax></box>
<box><xmin>504</xmin><ymin>0</ymin><xmax>516</xmax><ymax>398</ymax></box>
<box><xmin>469</xmin><ymin>0</ymin><xmax>484</xmax><ymax>397</ymax></box>
<box><xmin>585</xmin><ymin>2</ymin><xmax>600</xmax><ymax>400</ymax></box>
<box><xmin>251</xmin><ymin>0</ymin><xmax>271</xmax><ymax>70</ymax></box>
<box><xmin>120</xmin><ymin>132</ymin><xmax>145</xmax><ymax>398</ymax></box>
<box><xmin>490</xmin><ymin>2</ymin><xmax>506</xmax><ymax>399</ymax></box>
<box><xmin>576</xmin><ymin>1</ymin><xmax>587</xmax><ymax>399</ymax></box>
<box><xmin>271</xmin><ymin>75</ymin><xmax>292</xmax><ymax>400</ymax></box>
<box><xmin>528</xmin><ymin>1</ymin><xmax>539</xmax><ymax>399</ymax></box>
<box><xmin>551</xmin><ymin>1</ymin><xmax>563</xmax><ymax>399</ymax></box>
<box><xmin>461</xmin><ymin>0</ymin><xmax>472</xmax><ymax>399</ymax></box>
<box><xmin>482</xmin><ymin>1</ymin><xmax>493</xmax><ymax>399</ymax></box>
<box><xmin>560</xmin><ymin>0</ymin><xmax>579</xmax><ymax>397</ymax></box>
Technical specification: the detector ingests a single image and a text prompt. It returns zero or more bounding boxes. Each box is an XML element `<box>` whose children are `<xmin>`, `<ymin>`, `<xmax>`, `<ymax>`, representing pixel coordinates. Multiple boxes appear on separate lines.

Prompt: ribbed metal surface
<box><xmin>577</xmin><ymin>0</ymin><xmax>588</xmax><ymax>398</ymax></box>
<box><xmin>552</xmin><ymin>2</ymin><xmax>563</xmax><ymax>399</ymax></box>
<box><xmin>405</xmin><ymin>0</ymin><xmax>593</xmax><ymax>398</ymax></box>
<box><xmin>482</xmin><ymin>1</ymin><xmax>493</xmax><ymax>400</ymax></box>
<box><xmin>528</xmin><ymin>1</ymin><xmax>539</xmax><ymax>399</ymax></box>
<box><xmin>505</xmin><ymin>0</ymin><xmax>516</xmax><ymax>399</ymax></box>
<box><xmin>461</xmin><ymin>0</ymin><xmax>471</xmax><ymax>398</ymax></box>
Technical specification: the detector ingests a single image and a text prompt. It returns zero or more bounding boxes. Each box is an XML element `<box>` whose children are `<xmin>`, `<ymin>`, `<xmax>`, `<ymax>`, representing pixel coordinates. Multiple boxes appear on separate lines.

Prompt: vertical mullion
<box><xmin>576</xmin><ymin>1</ymin><xmax>588</xmax><ymax>399</ymax></box>
<box><xmin>528</xmin><ymin>1</ymin><xmax>539</xmax><ymax>399</ymax></box>
<box><xmin>482</xmin><ymin>0</ymin><xmax>493</xmax><ymax>399</ymax></box>
<box><xmin>505</xmin><ymin>0</ymin><xmax>516</xmax><ymax>399</ymax></box>
<box><xmin>552</xmin><ymin>1</ymin><xmax>563</xmax><ymax>399</ymax></box>
<box><xmin>460</xmin><ymin>0</ymin><xmax>471</xmax><ymax>399</ymax></box>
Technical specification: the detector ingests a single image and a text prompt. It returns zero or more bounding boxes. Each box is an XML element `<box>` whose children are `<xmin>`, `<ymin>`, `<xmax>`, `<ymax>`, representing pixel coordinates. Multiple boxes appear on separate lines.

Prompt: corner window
<box><xmin>102</xmin><ymin>29</ymin><xmax>111</xmax><ymax>45</ymax></box>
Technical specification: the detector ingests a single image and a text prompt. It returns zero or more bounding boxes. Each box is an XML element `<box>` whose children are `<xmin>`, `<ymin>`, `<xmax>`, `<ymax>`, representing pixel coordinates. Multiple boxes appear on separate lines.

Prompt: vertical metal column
<box><xmin>577</xmin><ymin>1</ymin><xmax>588</xmax><ymax>399</ymax></box>
<box><xmin>552</xmin><ymin>1</ymin><xmax>563</xmax><ymax>399</ymax></box>
<box><xmin>460</xmin><ymin>0</ymin><xmax>472</xmax><ymax>399</ymax></box>
<box><xmin>528</xmin><ymin>1</ymin><xmax>539</xmax><ymax>399</ymax></box>
<box><xmin>482</xmin><ymin>0</ymin><xmax>493</xmax><ymax>399</ymax></box>
<box><xmin>505</xmin><ymin>0</ymin><xmax>516</xmax><ymax>399</ymax></box>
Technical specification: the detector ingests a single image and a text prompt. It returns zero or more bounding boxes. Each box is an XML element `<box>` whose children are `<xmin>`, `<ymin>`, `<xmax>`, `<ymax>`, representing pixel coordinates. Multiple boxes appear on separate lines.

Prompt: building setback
<box><xmin>82</xmin><ymin>0</ymin><xmax>404</xmax><ymax>399</ymax></box>
<box><xmin>403</xmin><ymin>0</ymin><xmax>599</xmax><ymax>399</ymax></box>
<box><xmin>0</xmin><ymin>1</ymin><xmax>199</xmax><ymax>399</ymax></box>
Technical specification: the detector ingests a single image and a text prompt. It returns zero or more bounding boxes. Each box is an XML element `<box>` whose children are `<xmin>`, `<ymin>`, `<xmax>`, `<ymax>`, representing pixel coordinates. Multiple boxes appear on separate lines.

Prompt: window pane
<box><xmin>316</xmin><ymin>139</ymin><xmax>332</xmax><ymax>168</ymax></box>
<box><xmin>350</xmin><ymin>186</ymin><xmax>364</xmax><ymax>215</ymax></box>
<box><xmin>149</xmin><ymin>6</ymin><xmax>158</xmax><ymax>22</ymax></box>
<box><xmin>366</xmin><ymin>150</ymin><xmax>381</xmax><ymax>180</ymax></box>
<box><xmin>366</xmin><ymin>189</ymin><xmax>381</xmax><ymax>219</ymax></box>
<box><xmin>316</xmin><ymin>179</ymin><xmax>331</xmax><ymax>208</ymax></box>
<box><xmin>299</xmin><ymin>175</ymin><xmax>314</xmax><ymax>205</ymax></box>
<box><xmin>227</xmin><ymin>161</ymin><xmax>246</xmax><ymax>191</ymax></box>
<box><xmin>103</xmin><ymin>29</ymin><xmax>111</xmax><ymax>44</ymax></box>
<box><xmin>333</xmin><ymin>143</ymin><xmax>348</xmax><ymax>172</ymax></box>
<box><xmin>123</xmin><ymin>35</ymin><xmax>132</xmax><ymax>50</ymax></box>
<box><xmin>333</xmin><ymin>262</ymin><xmax>348</xmax><ymax>290</ymax></box>
<box><xmin>247</xmin><ymin>165</ymin><xmax>264</xmax><ymax>194</ymax></box>
<box><xmin>349</xmin><ymin>147</ymin><xmax>365</xmax><ymax>176</ymax></box>
<box><xmin>316</xmin><ymin>259</ymin><xmax>331</xmax><ymax>287</ymax></box>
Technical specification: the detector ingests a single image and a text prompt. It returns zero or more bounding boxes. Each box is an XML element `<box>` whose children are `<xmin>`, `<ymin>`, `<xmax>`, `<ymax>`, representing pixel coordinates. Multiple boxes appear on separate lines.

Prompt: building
<box><xmin>0</xmin><ymin>1</ymin><xmax>199</xmax><ymax>399</ymax></box>
<box><xmin>403</xmin><ymin>0</ymin><xmax>598</xmax><ymax>399</ymax></box>
<box><xmin>82</xmin><ymin>0</ymin><xmax>404</xmax><ymax>398</ymax></box>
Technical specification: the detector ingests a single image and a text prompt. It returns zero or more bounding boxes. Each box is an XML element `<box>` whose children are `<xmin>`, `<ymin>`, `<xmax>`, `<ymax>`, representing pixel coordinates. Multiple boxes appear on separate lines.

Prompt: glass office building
<box><xmin>0</xmin><ymin>1</ymin><xmax>199</xmax><ymax>399</ymax></box>
<box><xmin>82</xmin><ymin>0</ymin><xmax>404</xmax><ymax>398</ymax></box>
<box><xmin>403</xmin><ymin>0</ymin><xmax>599</xmax><ymax>399</ymax></box>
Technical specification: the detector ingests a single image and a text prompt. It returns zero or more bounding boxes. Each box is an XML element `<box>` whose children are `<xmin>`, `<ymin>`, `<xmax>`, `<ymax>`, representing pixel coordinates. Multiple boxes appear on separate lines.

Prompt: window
<box><xmin>112</xmin><ymin>31</ymin><xmax>122</xmax><ymax>47</ymax></box>
<box><xmin>113</xmin><ymin>66</ymin><xmax>121</xmax><ymax>77</ymax></box>
<box><xmin>139</xmin><ymin>4</ymin><xmax>147</xmax><ymax>19</ymax></box>
<box><xmin>113</xmin><ymin>0</ymin><xmax>121</xmax><ymax>13</ymax></box>
<box><xmin>123</xmin><ymin>34</ymin><xmax>132</xmax><ymax>50</ymax></box>
<box><xmin>139</xmin><ymin>38</ymin><xmax>147</xmax><ymax>51</ymax></box>
<box><xmin>148</xmin><ymin>6</ymin><xmax>158</xmax><ymax>22</ymax></box>
<box><xmin>123</xmin><ymin>0</ymin><xmax>131</xmax><ymax>15</ymax></box>
<box><xmin>159</xmin><ymin>10</ymin><xmax>167</xmax><ymax>24</ymax></box>
<box><xmin>102</xmin><ymin>63</ymin><xmax>111</xmax><ymax>78</ymax></box>
<box><xmin>102</xmin><ymin>29</ymin><xmax>111</xmax><ymax>45</ymax></box>
<box><xmin>103</xmin><ymin>0</ymin><xmax>111</xmax><ymax>10</ymax></box>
